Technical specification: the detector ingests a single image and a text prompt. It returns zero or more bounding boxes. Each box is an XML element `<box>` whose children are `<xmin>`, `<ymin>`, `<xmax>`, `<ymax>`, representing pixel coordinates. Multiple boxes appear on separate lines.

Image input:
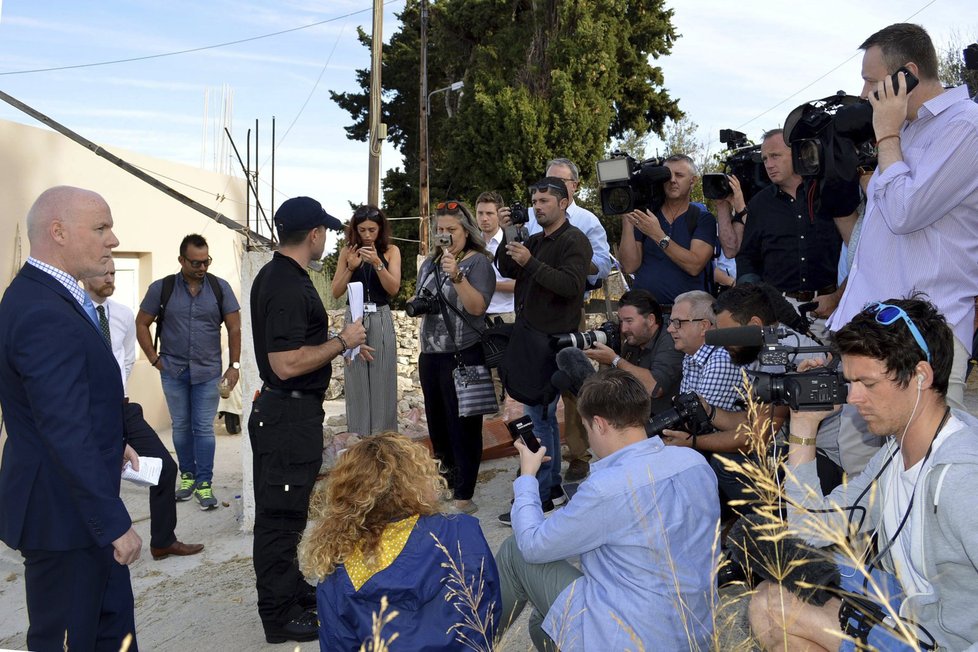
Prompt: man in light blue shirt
<box><xmin>496</xmin><ymin>369</ymin><xmax>720</xmax><ymax>652</ymax></box>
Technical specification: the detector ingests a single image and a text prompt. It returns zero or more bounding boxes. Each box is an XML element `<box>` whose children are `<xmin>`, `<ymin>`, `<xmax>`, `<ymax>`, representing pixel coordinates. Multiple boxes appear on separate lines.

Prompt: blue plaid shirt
<box><xmin>679</xmin><ymin>344</ymin><xmax>745</xmax><ymax>410</ymax></box>
<box><xmin>26</xmin><ymin>258</ymin><xmax>87</xmax><ymax>306</ymax></box>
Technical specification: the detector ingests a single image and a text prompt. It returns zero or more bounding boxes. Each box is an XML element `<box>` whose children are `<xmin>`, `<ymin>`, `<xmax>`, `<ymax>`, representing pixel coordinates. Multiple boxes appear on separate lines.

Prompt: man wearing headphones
<box><xmin>749</xmin><ymin>297</ymin><xmax>978</xmax><ymax>650</ymax></box>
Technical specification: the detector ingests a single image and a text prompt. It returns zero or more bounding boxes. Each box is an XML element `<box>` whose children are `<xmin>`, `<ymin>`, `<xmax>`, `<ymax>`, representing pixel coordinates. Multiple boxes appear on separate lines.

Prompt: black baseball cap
<box><xmin>273</xmin><ymin>196</ymin><xmax>343</xmax><ymax>235</ymax></box>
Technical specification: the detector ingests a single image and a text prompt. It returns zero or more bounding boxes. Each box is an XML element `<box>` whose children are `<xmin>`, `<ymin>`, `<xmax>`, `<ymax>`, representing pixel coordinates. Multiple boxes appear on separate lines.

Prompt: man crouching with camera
<box><xmin>582</xmin><ymin>289</ymin><xmax>684</xmax><ymax>415</ymax></box>
<box><xmin>496</xmin><ymin>369</ymin><xmax>720</xmax><ymax>651</ymax></box>
<box><xmin>750</xmin><ymin>297</ymin><xmax>978</xmax><ymax>650</ymax></box>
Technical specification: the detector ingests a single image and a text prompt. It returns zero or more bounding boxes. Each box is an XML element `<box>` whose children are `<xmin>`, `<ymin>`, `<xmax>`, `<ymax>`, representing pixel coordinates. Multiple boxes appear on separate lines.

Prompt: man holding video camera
<box><xmin>619</xmin><ymin>154</ymin><xmax>717</xmax><ymax>306</ymax></box>
<box><xmin>496</xmin><ymin>369</ymin><xmax>719</xmax><ymax>652</ymax></box>
<box><xmin>828</xmin><ymin>23</ymin><xmax>978</xmax><ymax>411</ymax></box>
<box><xmin>583</xmin><ymin>289</ymin><xmax>683</xmax><ymax>415</ymax></box>
<box><xmin>497</xmin><ymin>177</ymin><xmax>592</xmax><ymax>523</ymax></box>
<box><xmin>750</xmin><ymin>296</ymin><xmax>978</xmax><ymax>651</ymax></box>
<box><xmin>733</xmin><ymin>129</ymin><xmax>844</xmax><ymax>331</ymax></box>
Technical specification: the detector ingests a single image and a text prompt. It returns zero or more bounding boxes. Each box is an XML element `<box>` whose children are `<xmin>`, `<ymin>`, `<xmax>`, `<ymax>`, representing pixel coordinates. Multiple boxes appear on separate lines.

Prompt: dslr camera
<box><xmin>405</xmin><ymin>288</ymin><xmax>440</xmax><ymax>318</ymax></box>
<box><xmin>504</xmin><ymin>201</ymin><xmax>531</xmax><ymax>243</ymax></box>
<box><xmin>595</xmin><ymin>151</ymin><xmax>672</xmax><ymax>215</ymax></box>
<box><xmin>550</xmin><ymin>321</ymin><xmax>621</xmax><ymax>352</ymax></box>
<box><xmin>702</xmin><ymin>129</ymin><xmax>771</xmax><ymax>204</ymax></box>
<box><xmin>646</xmin><ymin>392</ymin><xmax>716</xmax><ymax>438</ymax></box>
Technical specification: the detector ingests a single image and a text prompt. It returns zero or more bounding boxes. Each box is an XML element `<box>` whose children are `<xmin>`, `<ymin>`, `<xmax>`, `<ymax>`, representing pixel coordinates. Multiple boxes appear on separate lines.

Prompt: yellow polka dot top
<box><xmin>344</xmin><ymin>514</ymin><xmax>420</xmax><ymax>591</ymax></box>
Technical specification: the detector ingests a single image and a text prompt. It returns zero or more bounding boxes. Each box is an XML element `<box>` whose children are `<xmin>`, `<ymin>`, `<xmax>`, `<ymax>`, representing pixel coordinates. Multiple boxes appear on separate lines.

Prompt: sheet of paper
<box><xmin>121</xmin><ymin>456</ymin><xmax>163</xmax><ymax>487</ymax></box>
<box><xmin>346</xmin><ymin>281</ymin><xmax>364</xmax><ymax>359</ymax></box>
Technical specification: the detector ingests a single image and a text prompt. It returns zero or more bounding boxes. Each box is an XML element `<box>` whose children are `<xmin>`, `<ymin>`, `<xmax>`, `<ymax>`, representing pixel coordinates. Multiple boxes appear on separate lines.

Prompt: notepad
<box><xmin>121</xmin><ymin>456</ymin><xmax>162</xmax><ymax>487</ymax></box>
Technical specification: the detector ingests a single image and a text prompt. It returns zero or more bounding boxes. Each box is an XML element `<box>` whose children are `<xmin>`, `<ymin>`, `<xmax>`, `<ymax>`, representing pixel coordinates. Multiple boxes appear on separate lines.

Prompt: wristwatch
<box><xmin>658</xmin><ymin>236</ymin><xmax>671</xmax><ymax>250</ymax></box>
<box><xmin>375</xmin><ymin>262</ymin><xmax>385</xmax><ymax>272</ymax></box>
<box><xmin>611</xmin><ymin>355</ymin><xmax>622</xmax><ymax>368</ymax></box>
<box><xmin>231</xmin><ymin>362</ymin><xmax>240</xmax><ymax>370</ymax></box>
<box><xmin>451</xmin><ymin>270</ymin><xmax>465</xmax><ymax>284</ymax></box>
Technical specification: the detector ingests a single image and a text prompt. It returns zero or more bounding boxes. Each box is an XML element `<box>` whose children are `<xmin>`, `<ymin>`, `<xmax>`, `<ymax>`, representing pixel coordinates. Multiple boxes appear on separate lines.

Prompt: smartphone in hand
<box><xmin>507</xmin><ymin>415</ymin><xmax>540</xmax><ymax>453</ymax></box>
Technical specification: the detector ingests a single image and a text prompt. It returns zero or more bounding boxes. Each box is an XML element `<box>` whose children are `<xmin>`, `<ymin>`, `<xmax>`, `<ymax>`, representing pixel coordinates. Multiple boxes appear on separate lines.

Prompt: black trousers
<box><xmin>249</xmin><ymin>391</ymin><xmax>323</xmax><ymax>628</ymax></box>
<box><xmin>123</xmin><ymin>401</ymin><xmax>178</xmax><ymax>549</ymax></box>
<box><xmin>418</xmin><ymin>345</ymin><xmax>485</xmax><ymax>500</ymax></box>
<box><xmin>22</xmin><ymin>545</ymin><xmax>137</xmax><ymax>652</ymax></box>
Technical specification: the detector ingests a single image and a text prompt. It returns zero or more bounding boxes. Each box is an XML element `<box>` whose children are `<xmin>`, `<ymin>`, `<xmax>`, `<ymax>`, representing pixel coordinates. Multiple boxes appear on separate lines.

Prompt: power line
<box><xmin>0</xmin><ymin>1</ymin><xmax>404</xmax><ymax>77</ymax></box>
<box><xmin>735</xmin><ymin>0</ymin><xmax>940</xmax><ymax>130</ymax></box>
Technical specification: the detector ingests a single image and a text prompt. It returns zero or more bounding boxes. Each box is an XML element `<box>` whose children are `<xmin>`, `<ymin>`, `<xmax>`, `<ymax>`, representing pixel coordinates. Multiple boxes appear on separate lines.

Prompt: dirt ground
<box><xmin>3</xmin><ymin>380</ymin><xmax>977</xmax><ymax>651</ymax></box>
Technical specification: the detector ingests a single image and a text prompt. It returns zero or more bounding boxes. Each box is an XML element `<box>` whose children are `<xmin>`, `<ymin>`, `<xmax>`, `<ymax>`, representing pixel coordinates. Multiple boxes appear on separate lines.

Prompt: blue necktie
<box><xmin>82</xmin><ymin>293</ymin><xmax>99</xmax><ymax>327</ymax></box>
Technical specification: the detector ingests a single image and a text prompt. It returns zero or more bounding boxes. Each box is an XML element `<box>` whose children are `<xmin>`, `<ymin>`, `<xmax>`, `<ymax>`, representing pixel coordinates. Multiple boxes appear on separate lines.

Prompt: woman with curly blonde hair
<box><xmin>300</xmin><ymin>432</ymin><xmax>500</xmax><ymax>651</ymax></box>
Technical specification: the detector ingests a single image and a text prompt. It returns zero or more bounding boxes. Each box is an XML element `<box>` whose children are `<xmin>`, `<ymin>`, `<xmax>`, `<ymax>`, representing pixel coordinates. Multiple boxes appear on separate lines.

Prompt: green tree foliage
<box><xmin>330</xmin><ymin>0</ymin><xmax>683</xmax><ymax>298</ymax></box>
<box><xmin>937</xmin><ymin>32</ymin><xmax>978</xmax><ymax>97</ymax></box>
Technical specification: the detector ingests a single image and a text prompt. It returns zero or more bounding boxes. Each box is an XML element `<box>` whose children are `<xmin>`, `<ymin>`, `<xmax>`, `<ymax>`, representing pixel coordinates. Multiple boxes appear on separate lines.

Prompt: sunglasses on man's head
<box><xmin>528</xmin><ymin>182</ymin><xmax>566</xmax><ymax>196</ymax></box>
<box><xmin>864</xmin><ymin>302</ymin><xmax>931</xmax><ymax>363</ymax></box>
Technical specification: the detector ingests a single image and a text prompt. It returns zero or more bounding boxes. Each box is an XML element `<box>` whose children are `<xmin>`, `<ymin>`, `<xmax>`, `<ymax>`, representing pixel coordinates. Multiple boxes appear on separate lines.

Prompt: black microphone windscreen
<box><xmin>553</xmin><ymin>347</ymin><xmax>596</xmax><ymax>396</ymax></box>
<box><xmin>704</xmin><ymin>326</ymin><xmax>764</xmax><ymax>347</ymax></box>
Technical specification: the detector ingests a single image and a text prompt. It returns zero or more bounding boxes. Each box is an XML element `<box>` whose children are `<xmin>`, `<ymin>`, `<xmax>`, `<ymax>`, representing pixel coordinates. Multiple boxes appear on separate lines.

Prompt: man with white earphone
<box><xmin>750</xmin><ymin>296</ymin><xmax>978</xmax><ymax>651</ymax></box>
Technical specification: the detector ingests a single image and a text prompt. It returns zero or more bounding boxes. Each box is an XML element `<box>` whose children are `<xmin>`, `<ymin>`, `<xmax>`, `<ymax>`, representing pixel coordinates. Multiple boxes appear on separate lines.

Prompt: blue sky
<box><xmin>0</xmin><ymin>0</ymin><xmax>974</xmax><ymax>242</ymax></box>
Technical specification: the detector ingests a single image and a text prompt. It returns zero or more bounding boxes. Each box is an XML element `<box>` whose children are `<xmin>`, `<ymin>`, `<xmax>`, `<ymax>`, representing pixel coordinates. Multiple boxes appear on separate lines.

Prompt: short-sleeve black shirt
<box><xmin>251</xmin><ymin>252</ymin><xmax>331</xmax><ymax>391</ymax></box>
<box><xmin>736</xmin><ymin>184</ymin><xmax>841</xmax><ymax>292</ymax></box>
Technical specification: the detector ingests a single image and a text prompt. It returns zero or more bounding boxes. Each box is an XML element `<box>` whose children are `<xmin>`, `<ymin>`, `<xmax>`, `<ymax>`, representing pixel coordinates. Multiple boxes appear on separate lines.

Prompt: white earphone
<box><xmin>917</xmin><ymin>374</ymin><xmax>925</xmax><ymax>386</ymax></box>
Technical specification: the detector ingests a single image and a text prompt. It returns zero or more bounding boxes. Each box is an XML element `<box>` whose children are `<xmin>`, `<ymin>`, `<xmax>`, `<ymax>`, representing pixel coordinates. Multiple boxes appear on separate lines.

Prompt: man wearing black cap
<box><xmin>249</xmin><ymin>196</ymin><xmax>369</xmax><ymax>644</ymax></box>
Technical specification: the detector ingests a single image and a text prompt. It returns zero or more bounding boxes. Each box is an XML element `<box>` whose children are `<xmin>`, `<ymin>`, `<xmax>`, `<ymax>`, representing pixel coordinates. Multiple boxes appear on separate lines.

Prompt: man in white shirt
<box><xmin>83</xmin><ymin>261</ymin><xmax>203</xmax><ymax>561</ymax></box>
<box><xmin>477</xmin><ymin>191</ymin><xmax>516</xmax><ymax>320</ymax></box>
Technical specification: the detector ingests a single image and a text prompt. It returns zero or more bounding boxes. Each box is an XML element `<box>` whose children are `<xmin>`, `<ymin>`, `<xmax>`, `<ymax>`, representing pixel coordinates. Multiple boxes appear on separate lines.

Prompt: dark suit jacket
<box><xmin>0</xmin><ymin>263</ymin><xmax>131</xmax><ymax>551</ymax></box>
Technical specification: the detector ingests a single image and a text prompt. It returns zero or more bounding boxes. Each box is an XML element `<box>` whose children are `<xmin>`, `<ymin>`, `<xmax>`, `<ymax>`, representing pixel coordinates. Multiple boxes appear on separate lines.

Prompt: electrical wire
<box><xmin>0</xmin><ymin>1</ymin><xmax>404</xmax><ymax>77</ymax></box>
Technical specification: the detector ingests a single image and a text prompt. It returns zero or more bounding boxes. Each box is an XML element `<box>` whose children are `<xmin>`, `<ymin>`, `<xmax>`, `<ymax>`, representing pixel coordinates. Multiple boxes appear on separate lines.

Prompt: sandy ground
<box><xmin>3</xmin><ymin>382</ymin><xmax>977</xmax><ymax>651</ymax></box>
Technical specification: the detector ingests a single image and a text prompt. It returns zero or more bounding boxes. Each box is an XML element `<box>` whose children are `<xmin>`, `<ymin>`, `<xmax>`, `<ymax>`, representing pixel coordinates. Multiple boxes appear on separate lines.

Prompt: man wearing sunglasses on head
<box><xmin>751</xmin><ymin>296</ymin><xmax>978</xmax><ymax>651</ymax></box>
<box><xmin>136</xmin><ymin>233</ymin><xmax>241</xmax><ymax>511</ymax></box>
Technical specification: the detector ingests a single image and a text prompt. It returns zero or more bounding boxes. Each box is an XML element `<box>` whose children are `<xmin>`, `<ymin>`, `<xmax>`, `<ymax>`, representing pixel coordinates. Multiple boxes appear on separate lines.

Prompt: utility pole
<box><xmin>367</xmin><ymin>0</ymin><xmax>385</xmax><ymax>205</ymax></box>
<box><xmin>418</xmin><ymin>0</ymin><xmax>430</xmax><ymax>256</ymax></box>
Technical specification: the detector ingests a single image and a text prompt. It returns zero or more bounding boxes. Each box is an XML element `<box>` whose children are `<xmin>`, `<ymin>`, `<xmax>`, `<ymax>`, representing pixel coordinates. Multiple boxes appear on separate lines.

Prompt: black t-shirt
<box><xmin>251</xmin><ymin>252</ymin><xmax>331</xmax><ymax>391</ymax></box>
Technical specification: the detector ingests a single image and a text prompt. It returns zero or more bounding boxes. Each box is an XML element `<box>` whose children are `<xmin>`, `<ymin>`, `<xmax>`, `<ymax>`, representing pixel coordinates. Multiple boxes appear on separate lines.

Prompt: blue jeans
<box><xmin>525</xmin><ymin>397</ymin><xmax>561</xmax><ymax>502</ymax></box>
<box><xmin>161</xmin><ymin>368</ymin><xmax>220</xmax><ymax>484</ymax></box>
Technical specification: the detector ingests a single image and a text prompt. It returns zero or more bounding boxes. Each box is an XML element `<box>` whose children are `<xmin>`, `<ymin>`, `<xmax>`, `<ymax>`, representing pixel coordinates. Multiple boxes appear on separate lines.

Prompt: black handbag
<box><xmin>498</xmin><ymin>318</ymin><xmax>559</xmax><ymax>406</ymax></box>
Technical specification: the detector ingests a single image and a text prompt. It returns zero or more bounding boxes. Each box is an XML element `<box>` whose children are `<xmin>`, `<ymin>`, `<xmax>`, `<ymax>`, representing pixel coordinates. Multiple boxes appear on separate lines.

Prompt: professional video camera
<box><xmin>595</xmin><ymin>151</ymin><xmax>672</xmax><ymax>215</ymax></box>
<box><xmin>646</xmin><ymin>392</ymin><xmax>716</xmax><ymax>438</ymax></box>
<box><xmin>784</xmin><ymin>68</ymin><xmax>919</xmax><ymax>182</ymax></box>
<box><xmin>705</xmin><ymin>325</ymin><xmax>847</xmax><ymax>411</ymax></box>
<box><xmin>702</xmin><ymin>129</ymin><xmax>771</xmax><ymax>203</ymax></box>
<box><xmin>550</xmin><ymin>321</ymin><xmax>621</xmax><ymax>352</ymax></box>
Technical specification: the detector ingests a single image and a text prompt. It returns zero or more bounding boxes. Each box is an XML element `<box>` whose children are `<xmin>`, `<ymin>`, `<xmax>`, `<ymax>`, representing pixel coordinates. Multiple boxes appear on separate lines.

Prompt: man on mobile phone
<box><xmin>827</xmin><ymin>23</ymin><xmax>978</xmax><ymax>410</ymax></box>
<box><xmin>495</xmin><ymin>369</ymin><xmax>719</xmax><ymax>651</ymax></box>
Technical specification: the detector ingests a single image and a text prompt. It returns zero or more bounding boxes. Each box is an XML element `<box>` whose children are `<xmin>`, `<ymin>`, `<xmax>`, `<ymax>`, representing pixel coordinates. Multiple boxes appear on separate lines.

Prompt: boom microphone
<box><xmin>704</xmin><ymin>326</ymin><xmax>766</xmax><ymax>347</ymax></box>
<box><xmin>726</xmin><ymin>514</ymin><xmax>840</xmax><ymax>606</ymax></box>
<box><xmin>551</xmin><ymin>347</ymin><xmax>596</xmax><ymax>396</ymax></box>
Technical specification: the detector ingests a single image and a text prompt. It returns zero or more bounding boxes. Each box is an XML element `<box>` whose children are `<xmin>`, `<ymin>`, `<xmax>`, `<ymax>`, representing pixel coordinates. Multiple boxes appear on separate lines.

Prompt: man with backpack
<box><xmin>618</xmin><ymin>154</ymin><xmax>718</xmax><ymax>307</ymax></box>
<box><xmin>136</xmin><ymin>233</ymin><xmax>241</xmax><ymax>511</ymax></box>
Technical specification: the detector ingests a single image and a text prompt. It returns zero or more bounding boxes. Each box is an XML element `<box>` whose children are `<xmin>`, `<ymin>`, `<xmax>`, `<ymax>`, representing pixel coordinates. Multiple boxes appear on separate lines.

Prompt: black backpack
<box><xmin>153</xmin><ymin>273</ymin><xmax>225</xmax><ymax>349</ymax></box>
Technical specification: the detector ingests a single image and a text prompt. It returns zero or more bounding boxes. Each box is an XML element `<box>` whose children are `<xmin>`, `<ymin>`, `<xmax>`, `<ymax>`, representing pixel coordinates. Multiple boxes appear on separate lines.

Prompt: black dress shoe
<box><xmin>265</xmin><ymin>609</ymin><xmax>319</xmax><ymax>644</ymax></box>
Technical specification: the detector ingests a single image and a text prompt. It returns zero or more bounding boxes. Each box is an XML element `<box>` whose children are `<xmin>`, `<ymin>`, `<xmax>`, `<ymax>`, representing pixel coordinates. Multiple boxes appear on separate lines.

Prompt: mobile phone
<box><xmin>506</xmin><ymin>415</ymin><xmax>540</xmax><ymax>453</ymax></box>
<box><xmin>873</xmin><ymin>66</ymin><xmax>919</xmax><ymax>99</ymax></box>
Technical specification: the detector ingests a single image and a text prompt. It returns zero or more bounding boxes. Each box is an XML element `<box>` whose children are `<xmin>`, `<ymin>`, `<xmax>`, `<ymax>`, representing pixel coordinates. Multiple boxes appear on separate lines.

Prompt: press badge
<box><xmin>364</xmin><ymin>302</ymin><xmax>378</xmax><ymax>314</ymax></box>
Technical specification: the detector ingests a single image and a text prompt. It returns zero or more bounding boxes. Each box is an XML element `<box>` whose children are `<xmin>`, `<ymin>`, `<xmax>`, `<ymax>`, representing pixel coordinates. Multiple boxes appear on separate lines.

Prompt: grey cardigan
<box><xmin>787</xmin><ymin>409</ymin><xmax>978</xmax><ymax>651</ymax></box>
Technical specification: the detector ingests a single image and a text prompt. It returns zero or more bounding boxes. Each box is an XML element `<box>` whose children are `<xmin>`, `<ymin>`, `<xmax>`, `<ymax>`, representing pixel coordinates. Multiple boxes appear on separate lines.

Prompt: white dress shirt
<box><xmin>484</xmin><ymin>227</ymin><xmax>515</xmax><ymax>314</ymax></box>
<box><xmin>91</xmin><ymin>297</ymin><xmax>136</xmax><ymax>393</ymax></box>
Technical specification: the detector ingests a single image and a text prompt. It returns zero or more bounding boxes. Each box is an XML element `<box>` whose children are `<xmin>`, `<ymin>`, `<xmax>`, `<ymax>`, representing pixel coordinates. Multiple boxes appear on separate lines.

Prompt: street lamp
<box><xmin>419</xmin><ymin>80</ymin><xmax>463</xmax><ymax>256</ymax></box>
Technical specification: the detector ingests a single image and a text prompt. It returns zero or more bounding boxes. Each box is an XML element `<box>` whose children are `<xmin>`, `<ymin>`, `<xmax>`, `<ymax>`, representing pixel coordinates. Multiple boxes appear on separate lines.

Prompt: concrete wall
<box><xmin>0</xmin><ymin>118</ymin><xmax>249</xmax><ymax>431</ymax></box>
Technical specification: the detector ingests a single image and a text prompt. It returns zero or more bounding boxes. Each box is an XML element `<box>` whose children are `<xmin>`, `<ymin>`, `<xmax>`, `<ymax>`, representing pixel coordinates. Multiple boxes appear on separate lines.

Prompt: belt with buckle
<box><xmin>784</xmin><ymin>285</ymin><xmax>836</xmax><ymax>303</ymax></box>
<box><xmin>260</xmin><ymin>385</ymin><xmax>326</xmax><ymax>401</ymax></box>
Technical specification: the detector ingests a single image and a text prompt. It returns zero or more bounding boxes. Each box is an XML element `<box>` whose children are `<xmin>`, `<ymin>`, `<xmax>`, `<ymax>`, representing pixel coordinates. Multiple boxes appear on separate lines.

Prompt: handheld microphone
<box><xmin>726</xmin><ymin>514</ymin><xmax>840</xmax><ymax>606</ymax></box>
<box><xmin>551</xmin><ymin>347</ymin><xmax>596</xmax><ymax>396</ymax></box>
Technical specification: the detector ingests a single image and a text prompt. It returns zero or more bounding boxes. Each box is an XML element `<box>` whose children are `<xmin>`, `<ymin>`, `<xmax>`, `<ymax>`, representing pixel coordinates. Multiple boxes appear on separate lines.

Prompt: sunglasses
<box><xmin>184</xmin><ymin>256</ymin><xmax>213</xmax><ymax>269</ymax></box>
<box><xmin>528</xmin><ymin>182</ymin><xmax>567</xmax><ymax>197</ymax></box>
<box><xmin>436</xmin><ymin>201</ymin><xmax>461</xmax><ymax>212</ymax></box>
<box><xmin>354</xmin><ymin>206</ymin><xmax>382</xmax><ymax>219</ymax></box>
<box><xmin>865</xmin><ymin>302</ymin><xmax>931</xmax><ymax>362</ymax></box>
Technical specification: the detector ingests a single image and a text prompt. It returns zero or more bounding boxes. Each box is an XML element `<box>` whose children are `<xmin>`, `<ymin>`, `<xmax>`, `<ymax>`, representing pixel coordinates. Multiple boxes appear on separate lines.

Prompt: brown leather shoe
<box><xmin>150</xmin><ymin>541</ymin><xmax>205</xmax><ymax>560</ymax></box>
